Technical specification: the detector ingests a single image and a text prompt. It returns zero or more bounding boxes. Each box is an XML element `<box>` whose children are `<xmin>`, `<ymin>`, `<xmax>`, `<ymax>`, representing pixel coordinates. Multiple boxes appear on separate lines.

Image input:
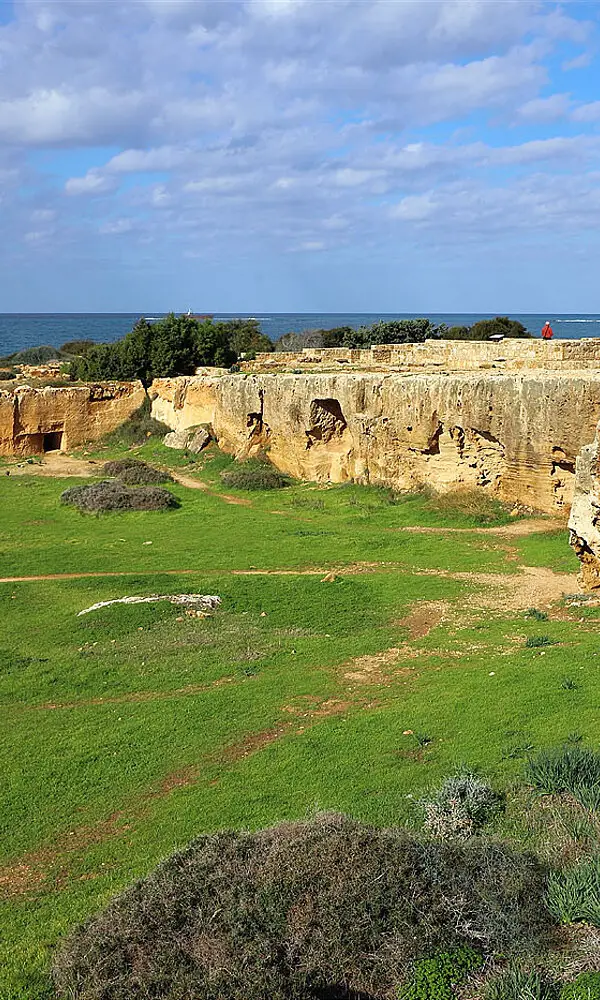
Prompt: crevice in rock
<box><xmin>306</xmin><ymin>398</ymin><xmax>347</xmax><ymax>445</ymax></box>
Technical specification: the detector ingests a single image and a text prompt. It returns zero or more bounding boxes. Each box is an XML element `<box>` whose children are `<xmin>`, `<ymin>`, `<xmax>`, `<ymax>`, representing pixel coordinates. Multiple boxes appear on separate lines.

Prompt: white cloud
<box><xmin>0</xmin><ymin>0</ymin><xmax>597</xmax><ymax>283</ymax></box>
<box><xmin>65</xmin><ymin>169</ymin><xmax>117</xmax><ymax>196</ymax></box>
<box><xmin>517</xmin><ymin>93</ymin><xmax>571</xmax><ymax>123</ymax></box>
<box><xmin>572</xmin><ymin>101</ymin><xmax>600</xmax><ymax>123</ymax></box>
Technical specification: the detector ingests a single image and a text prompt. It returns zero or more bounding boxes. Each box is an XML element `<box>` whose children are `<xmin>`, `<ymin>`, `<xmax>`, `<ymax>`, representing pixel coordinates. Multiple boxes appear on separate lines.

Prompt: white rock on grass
<box><xmin>77</xmin><ymin>594</ymin><xmax>221</xmax><ymax>616</ymax></box>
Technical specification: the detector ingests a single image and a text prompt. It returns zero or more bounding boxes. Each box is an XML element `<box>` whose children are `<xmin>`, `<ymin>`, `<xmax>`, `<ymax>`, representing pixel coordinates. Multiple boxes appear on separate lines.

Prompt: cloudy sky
<box><xmin>1</xmin><ymin>0</ymin><xmax>599</xmax><ymax>312</ymax></box>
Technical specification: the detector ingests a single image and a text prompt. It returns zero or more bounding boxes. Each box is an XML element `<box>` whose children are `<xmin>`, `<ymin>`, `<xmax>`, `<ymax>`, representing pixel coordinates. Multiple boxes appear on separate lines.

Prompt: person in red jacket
<box><xmin>541</xmin><ymin>320</ymin><xmax>554</xmax><ymax>340</ymax></box>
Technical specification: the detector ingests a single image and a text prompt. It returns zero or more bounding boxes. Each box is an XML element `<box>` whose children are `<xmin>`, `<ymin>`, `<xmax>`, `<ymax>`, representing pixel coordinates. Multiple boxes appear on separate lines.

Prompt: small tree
<box><xmin>468</xmin><ymin>317</ymin><xmax>532</xmax><ymax>340</ymax></box>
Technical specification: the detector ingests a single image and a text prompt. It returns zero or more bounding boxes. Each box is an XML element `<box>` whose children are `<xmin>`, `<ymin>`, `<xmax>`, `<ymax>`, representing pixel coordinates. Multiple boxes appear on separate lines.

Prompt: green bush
<box><xmin>0</xmin><ymin>344</ymin><xmax>64</xmax><ymax>366</ymax></box>
<box><xmin>60</xmin><ymin>480</ymin><xmax>179</xmax><ymax>513</ymax></box>
<box><xmin>52</xmin><ymin>813</ymin><xmax>550</xmax><ymax>1000</ymax></box>
<box><xmin>469</xmin><ymin>317</ymin><xmax>532</xmax><ymax>340</ymax></box>
<box><xmin>347</xmin><ymin>318</ymin><xmax>436</xmax><ymax>347</ymax></box>
<box><xmin>524</xmin><ymin>609</ymin><xmax>549</xmax><ymax>621</ymax></box>
<box><xmin>104</xmin><ymin>397</ymin><xmax>170</xmax><ymax>447</ymax></box>
<box><xmin>102</xmin><ymin>458</ymin><xmax>173</xmax><ymax>485</ymax></box>
<box><xmin>525</xmin><ymin>636</ymin><xmax>554</xmax><ymax>648</ymax></box>
<box><xmin>398</xmin><ymin>945</ymin><xmax>482</xmax><ymax>1000</ymax></box>
<box><xmin>69</xmin><ymin>314</ymin><xmax>239</xmax><ymax>385</ymax></box>
<box><xmin>59</xmin><ymin>339</ymin><xmax>96</xmax><ymax>356</ymax></box>
<box><xmin>547</xmin><ymin>858</ymin><xmax>600</xmax><ymax>926</ymax></box>
<box><xmin>221</xmin><ymin>460</ymin><xmax>292</xmax><ymax>491</ymax></box>
<box><xmin>421</xmin><ymin>771</ymin><xmax>503</xmax><ymax>840</ymax></box>
<box><xmin>560</xmin><ymin>972</ymin><xmax>600</xmax><ymax>1000</ymax></box>
<box><xmin>486</xmin><ymin>965</ymin><xmax>553</xmax><ymax>1000</ymax></box>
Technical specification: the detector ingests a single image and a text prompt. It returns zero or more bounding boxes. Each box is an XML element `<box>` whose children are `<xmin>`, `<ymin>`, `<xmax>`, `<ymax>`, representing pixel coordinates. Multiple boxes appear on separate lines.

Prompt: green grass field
<box><xmin>0</xmin><ymin>443</ymin><xmax>595</xmax><ymax>999</ymax></box>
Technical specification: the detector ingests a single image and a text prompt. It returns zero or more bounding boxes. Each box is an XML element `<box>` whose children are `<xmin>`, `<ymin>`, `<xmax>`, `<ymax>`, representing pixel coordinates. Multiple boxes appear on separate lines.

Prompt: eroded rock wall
<box><xmin>0</xmin><ymin>382</ymin><xmax>145</xmax><ymax>456</ymax></box>
<box><xmin>569</xmin><ymin>423</ymin><xmax>600</xmax><ymax>588</ymax></box>
<box><xmin>151</xmin><ymin>371</ymin><xmax>600</xmax><ymax>514</ymax></box>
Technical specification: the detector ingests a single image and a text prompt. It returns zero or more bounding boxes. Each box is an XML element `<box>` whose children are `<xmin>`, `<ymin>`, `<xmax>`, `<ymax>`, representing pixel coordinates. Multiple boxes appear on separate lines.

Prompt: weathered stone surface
<box><xmin>163</xmin><ymin>425</ymin><xmax>212</xmax><ymax>453</ymax></box>
<box><xmin>244</xmin><ymin>338</ymin><xmax>600</xmax><ymax>374</ymax></box>
<box><xmin>151</xmin><ymin>367</ymin><xmax>600</xmax><ymax>515</ymax></box>
<box><xmin>569</xmin><ymin>423</ymin><xmax>600</xmax><ymax>589</ymax></box>
<box><xmin>0</xmin><ymin>382</ymin><xmax>145</xmax><ymax>457</ymax></box>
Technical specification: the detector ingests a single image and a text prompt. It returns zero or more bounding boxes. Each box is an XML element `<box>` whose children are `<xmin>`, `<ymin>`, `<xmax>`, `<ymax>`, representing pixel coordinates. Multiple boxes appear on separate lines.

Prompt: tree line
<box><xmin>62</xmin><ymin>313</ymin><xmax>531</xmax><ymax>385</ymax></box>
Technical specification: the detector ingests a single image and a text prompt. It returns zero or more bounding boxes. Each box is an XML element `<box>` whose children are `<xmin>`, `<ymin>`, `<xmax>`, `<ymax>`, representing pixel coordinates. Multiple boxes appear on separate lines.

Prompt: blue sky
<box><xmin>1</xmin><ymin>0</ymin><xmax>600</xmax><ymax>312</ymax></box>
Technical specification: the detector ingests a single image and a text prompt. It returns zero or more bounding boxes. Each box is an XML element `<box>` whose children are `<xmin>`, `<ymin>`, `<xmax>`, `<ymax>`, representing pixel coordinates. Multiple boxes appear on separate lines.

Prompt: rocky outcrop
<box><xmin>150</xmin><ymin>368</ymin><xmax>600</xmax><ymax>515</ymax></box>
<box><xmin>0</xmin><ymin>382</ymin><xmax>145</xmax><ymax>457</ymax></box>
<box><xmin>569</xmin><ymin>422</ymin><xmax>600</xmax><ymax>588</ymax></box>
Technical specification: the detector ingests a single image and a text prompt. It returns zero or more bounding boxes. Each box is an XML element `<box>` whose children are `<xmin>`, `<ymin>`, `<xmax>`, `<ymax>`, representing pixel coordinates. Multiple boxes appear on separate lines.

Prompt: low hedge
<box><xmin>53</xmin><ymin>813</ymin><xmax>550</xmax><ymax>1000</ymax></box>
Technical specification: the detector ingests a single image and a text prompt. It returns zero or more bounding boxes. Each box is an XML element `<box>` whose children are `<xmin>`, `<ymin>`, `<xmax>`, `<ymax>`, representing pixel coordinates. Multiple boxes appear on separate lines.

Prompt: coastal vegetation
<box><xmin>1</xmin><ymin>315</ymin><xmax>535</xmax><ymax>387</ymax></box>
<box><xmin>0</xmin><ymin>436</ymin><xmax>599</xmax><ymax>999</ymax></box>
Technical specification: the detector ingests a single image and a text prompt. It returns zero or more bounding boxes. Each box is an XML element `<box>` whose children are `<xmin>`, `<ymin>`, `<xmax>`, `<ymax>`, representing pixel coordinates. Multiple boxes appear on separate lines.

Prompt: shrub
<box><xmin>0</xmin><ymin>344</ymin><xmax>63</xmax><ymax>366</ymax></box>
<box><xmin>346</xmin><ymin>318</ymin><xmax>436</xmax><ymax>347</ymax></box>
<box><xmin>221</xmin><ymin>460</ymin><xmax>292</xmax><ymax>491</ymax></box>
<box><xmin>525</xmin><ymin>609</ymin><xmax>549</xmax><ymax>621</ymax></box>
<box><xmin>560</xmin><ymin>972</ymin><xmax>600</xmax><ymax>1000</ymax></box>
<box><xmin>102</xmin><ymin>459</ymin><xmax>173</xmax><ymax>485</ymax></box>
<box><xmin>525</xmin><ymin>746</ymin><xmax>600</xmax><ymax>800</ymax></box>
<box><xmin>469</xmin><ymin>317</ymin><xmax>532</xmax><ymax>340</ymax></box>
<box><xmin>104</xmin><ymin>397</ymin><xmax>170</xmax><ymax>447</ymax></box>
<box><xmin>398</xmin><ymin>945</ymin><xmax>482</xmax><ymax>1000</ymax></box>
<box><xmin>421</xmin><ymin>771</ymin><xmax>503</xmax><ymax>840</ymax></box>
<box><xmin>52</xmin><ymin>813</ymin><xmax>550</xmax><ymax>1000</ymax></box>
<box><xmin>525</xmin><ymin>636</ymin><xmax>554</xmax><ymax>648</ymax></box>
<box><xmin>547</xmin><ymin>858</ymin><xmax>600</xmax><ymax>926</ymax></box>
<box><xmin>486</xmin><ymin>965</ymin><xmax>553</xmax><ymax>1000</ymax></box>
<box><xmin>60</xmin><ymin>480</ymin><xmax>179</xmax><ymax>513</ymax></box>
<box><xmin>59</xmin><ymin>339</ymin><xmax>96</xmax><ymax>356</ymax></box>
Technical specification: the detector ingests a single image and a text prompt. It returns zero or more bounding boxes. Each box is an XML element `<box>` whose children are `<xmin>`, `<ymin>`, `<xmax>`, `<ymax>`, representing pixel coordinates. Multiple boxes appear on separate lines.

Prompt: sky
<box><xmin>1</xmin><ymin>0</ymin><xmax>600</xmax><ymax>313</ymax></box>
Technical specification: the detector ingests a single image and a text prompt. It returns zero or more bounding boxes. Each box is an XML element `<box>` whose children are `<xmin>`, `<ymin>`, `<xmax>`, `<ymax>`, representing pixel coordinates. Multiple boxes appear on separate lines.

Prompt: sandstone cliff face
<box><xmin>0</xmin><ymin>382</ymin><xmax>145</xmax><ymax>456</ymax></box>
<box><xmin>568</xmin><ymin>422</ymin><xmax>600</xmax><ymax>588</ymax></box>
<box><xmin>151</xmin><ymin>371</ymin><xmax>600</xmax><ymax>514</ymax></box>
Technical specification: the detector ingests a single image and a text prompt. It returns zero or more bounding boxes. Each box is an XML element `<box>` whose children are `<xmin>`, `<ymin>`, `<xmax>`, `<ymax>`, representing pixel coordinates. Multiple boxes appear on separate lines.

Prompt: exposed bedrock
<box><xmin>151</xmin><ymin>372</ymin><xmax>600</xmax><ymax>515</ymax></box>
<box><xmin>0</xmin><ymin>382</ymin><xmax>145</xmax><ymax>457</ymax></box>
<box><xmin>569</xmin><ymin>422</ymin><xmax>600</xmax><ymax>589</ymax></box>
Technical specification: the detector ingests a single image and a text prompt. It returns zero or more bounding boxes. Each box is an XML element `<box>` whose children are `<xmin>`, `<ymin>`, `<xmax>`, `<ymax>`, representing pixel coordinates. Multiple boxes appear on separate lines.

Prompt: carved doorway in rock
<box><xmin>43</xmin><ymin>430</ymin><xmax>63</xmax><ymax>452</ymax></box>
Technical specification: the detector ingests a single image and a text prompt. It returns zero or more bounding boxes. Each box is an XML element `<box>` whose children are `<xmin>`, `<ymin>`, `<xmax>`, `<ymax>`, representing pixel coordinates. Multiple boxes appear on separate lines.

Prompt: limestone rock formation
<box><xmin>151</xmin><ymin>368</ymin><xmax>600</xmax><ymax>515</ymax></box>
<box><xmin>569</xmin><ymin>422</ymin><xmax>600</xmax><ymax>589</ymax></box>
<box><xmin>0</xmin><ymin>382</ymin><xmax>145</xmax><ymax>457</ymax></box>
<box><xmin>163</xmin><ymin>425</ymin><xmax>212</xmax><ymax>453</ymax></box>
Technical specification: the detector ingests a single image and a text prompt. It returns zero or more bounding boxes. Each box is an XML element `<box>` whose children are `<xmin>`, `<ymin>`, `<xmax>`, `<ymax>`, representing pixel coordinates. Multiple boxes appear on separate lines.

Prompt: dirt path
<box><xmin>170</xmin><ymin>470</ymin><xmax>252</xmax><ymax>506</ymax></box>
<box><xmin>4</xmin><ymin>453</ymin><xmax>101</xmax><ymax>477</ymax></box>
<box><xmin>395</xmin><ymin>518</ymin><xmax>560</xmax><ymax>537</ymax></box>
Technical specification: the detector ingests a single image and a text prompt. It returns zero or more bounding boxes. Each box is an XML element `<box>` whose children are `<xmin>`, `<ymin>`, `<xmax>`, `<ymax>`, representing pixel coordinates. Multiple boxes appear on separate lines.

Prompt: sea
<box><xmin>1</xmin><ymin>313</ymin><xmax>600</xmax><ymax>356</ymax></box>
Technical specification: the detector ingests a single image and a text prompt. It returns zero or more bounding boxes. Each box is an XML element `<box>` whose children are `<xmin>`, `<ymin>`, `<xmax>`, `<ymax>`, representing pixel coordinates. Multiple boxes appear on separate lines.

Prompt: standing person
<box><xmin>541</xmin><ymin>320</ymin><xmax>554</xmax><ymax>340</ymax></box>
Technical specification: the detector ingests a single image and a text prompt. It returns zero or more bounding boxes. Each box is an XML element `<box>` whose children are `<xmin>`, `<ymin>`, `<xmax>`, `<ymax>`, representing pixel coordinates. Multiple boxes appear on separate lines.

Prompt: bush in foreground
<box><xmin>398</xmin><ymin>945</ymin><xmax>482</xmax><ymax>1000</ymax></box>
<box><xmin>102</xmin><ymin>458</ymin><xmax>173</xmax><ymax>485</ymax></box>
<box><xmin>221</xmin><ymin>460</ymin><xmax>292</xmax><ymax>491</ymax></box>
<box><xmin>525</xmin><ymin>746</ymin><xmax>600</xmax><ymax>806</ymax></box>
<box><xmin>61</xmin><ymin>480</ymin><xmax>178</xmax><ymax>513</ymax></box>
<box><xmin>421</xmin><ymin>771</ymin><xmax>503</xmax><ymax>840</ymax></box>
<box><xmin>53</xmin><ymin>813</ymin><xmax>550</xmax><ymax>1000</ymax></box>
<box><xmin>547</xmin><ymin>858</ymin><xmax>600</xmax><ymax>927</ymax></box>
<box><xmin>560</xmin><ymin>972</ymin><xmax>600</xmax><ymax>1000</ymax></box>
<box><xmin>486</xmin><ymin>965</ymin><xmax>553</xmax><ymax>1000</ymax></box>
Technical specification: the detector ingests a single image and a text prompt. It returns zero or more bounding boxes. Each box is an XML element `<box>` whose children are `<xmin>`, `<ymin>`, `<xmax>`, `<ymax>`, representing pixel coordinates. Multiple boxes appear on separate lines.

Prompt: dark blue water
<box><xmin>1</xmin><ymin>313</ymin><xmax>599</xmax><ymax>356</ymax></box>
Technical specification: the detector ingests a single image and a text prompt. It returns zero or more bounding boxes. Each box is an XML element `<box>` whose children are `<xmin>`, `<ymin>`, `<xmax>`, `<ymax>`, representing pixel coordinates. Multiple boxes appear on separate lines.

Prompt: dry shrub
<box><xmin>102</xmin><ymin>458</ymin><xmax>173</xmax><ymax>484</ymax></box>
<box><xmin>221</xmin><ymin>460</ymin><xmax>292</xmax><ymax>491</ymax></box>
<box><xmin>53</xmin><ymin>813</ymin><xmax>550</xmax><ymax>1000</ymax></box>
<box><xmin>61</xmin><ymin>480</ymin><xmax>178</xmax><ymax>513</ymax></box>
<box><xmin>421</xmin><ymin>772</ymin><xmax>503</xmax><ymax>840</ymax></box>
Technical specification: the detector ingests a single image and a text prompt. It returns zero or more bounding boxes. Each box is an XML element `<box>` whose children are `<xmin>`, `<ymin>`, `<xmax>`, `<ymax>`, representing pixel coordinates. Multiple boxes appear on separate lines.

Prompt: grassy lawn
<box><xmin>0</xmin><ymin>445</ymin><xmax>592</xmax><ymax>999</ymax></box>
